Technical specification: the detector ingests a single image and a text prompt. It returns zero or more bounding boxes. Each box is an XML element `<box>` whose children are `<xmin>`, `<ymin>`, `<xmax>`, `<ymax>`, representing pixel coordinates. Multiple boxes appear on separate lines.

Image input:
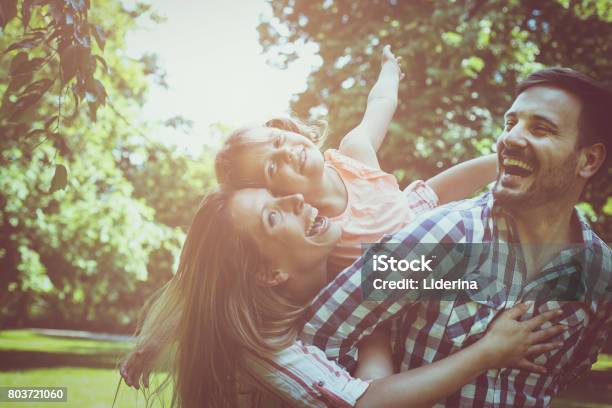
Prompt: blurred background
<box><xmin>0</xmin><ymin>0</ymin><xmax>610</xmax><ymax>406</ymax></box>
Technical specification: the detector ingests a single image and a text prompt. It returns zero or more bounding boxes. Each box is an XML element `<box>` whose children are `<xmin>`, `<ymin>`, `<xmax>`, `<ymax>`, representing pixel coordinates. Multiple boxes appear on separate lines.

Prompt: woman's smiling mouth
<box><xmin>305</xmin><ymin>206</ymin><xmax>329</xmax><ymax>237</ymax></box>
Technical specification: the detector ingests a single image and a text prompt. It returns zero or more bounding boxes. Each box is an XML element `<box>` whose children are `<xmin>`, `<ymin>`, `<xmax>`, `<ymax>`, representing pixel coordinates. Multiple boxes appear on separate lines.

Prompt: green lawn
<box><xmin>0</xmin><ymin>330</ymin><xmax>173</xmax><ymax>407</ymax></box>
<box><xmin>0</xmin><ymin>329</ymin><xmax>610</xmax><ymax>407</ymax></box>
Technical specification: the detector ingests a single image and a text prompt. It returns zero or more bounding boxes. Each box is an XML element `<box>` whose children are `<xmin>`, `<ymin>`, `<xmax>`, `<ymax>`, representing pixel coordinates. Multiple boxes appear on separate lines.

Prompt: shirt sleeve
<box><xmin>244</xmin><ymin>341</ymin><xmax>370</xmax><ymax>408</ymax></box>
<box><xmin>403</xmin><ymin>179</ymin><xmax>439</xmax><ymax>213</ymax></box>
<box><xmin>560</xmin><ymin>303</ymin><xmax>612</xmax><ymax>388</ymax></box>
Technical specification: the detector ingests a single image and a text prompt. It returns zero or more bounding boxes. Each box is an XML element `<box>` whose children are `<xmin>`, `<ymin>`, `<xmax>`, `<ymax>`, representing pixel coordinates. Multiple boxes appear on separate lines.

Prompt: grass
<box><xmin>0</xmin><ymin>330</ymin><xmax>173</xmax><ymax>407</ymax></box>
<box><xmin>0</xmin><ymin>329</ymin><xmax>611</xmax><ymax>407</ymax></box>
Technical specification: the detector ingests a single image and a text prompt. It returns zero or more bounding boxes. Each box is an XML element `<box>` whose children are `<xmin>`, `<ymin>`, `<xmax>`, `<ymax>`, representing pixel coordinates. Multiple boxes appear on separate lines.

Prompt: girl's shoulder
<box><xmin>324</xmin><ymin>148</ymin><xmax>389</xmax><ymax>179</ymax></box>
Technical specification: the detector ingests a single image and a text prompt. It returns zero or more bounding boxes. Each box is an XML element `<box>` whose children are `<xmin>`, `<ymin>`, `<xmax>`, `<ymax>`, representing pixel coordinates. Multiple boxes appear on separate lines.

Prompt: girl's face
<box><xmin>235</xmin><ymin>127</ymin><xmax>326</xmax><ymax>197</ymax></box>
<box><xmin>230</xmin><ymin>188</ymin><xmax>341</xmax><ymax>278</ymax></box>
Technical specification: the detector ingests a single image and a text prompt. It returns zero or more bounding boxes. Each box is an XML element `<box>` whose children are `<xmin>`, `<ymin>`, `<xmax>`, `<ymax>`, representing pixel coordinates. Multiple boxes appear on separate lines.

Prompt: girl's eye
<box><xmin>268</xmin><ymin>211</ymin><xmax>279</xmax><ymax>227</ymax></box>
<box><xmin>267</xmin><ymin>162</ymin><xmax>277</xmax><ymax>178</ymax></box>
<box><xmin>504</xmin><ymin>121</ymin><xmax>515</xmax><ymax>130</ymax></box>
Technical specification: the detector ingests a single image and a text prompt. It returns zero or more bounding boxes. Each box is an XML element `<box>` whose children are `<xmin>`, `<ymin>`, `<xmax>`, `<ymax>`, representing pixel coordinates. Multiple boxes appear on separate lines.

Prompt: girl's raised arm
<box><xmin>339</xmin><ymin>45</ymin><xmax>403</xmax><ymax>169</ymax></box>
<box><xmin>425</xmin><ymin>153</ymin><xmax>498</xmax><ymax>205</ymax></box>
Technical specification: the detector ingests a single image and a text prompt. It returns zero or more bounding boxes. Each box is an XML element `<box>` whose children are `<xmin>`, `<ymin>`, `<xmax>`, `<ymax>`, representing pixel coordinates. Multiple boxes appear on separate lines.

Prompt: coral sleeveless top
<box><xmin>324</xmin><ymin>149</ymin><xmax>439</xmax><ymax>273</ymax></box>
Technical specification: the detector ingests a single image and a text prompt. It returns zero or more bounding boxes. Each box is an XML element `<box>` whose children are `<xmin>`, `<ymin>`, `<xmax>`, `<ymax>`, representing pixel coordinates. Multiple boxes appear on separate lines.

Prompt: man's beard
<box><xmin>493</xmin><ymin>150</ymin><xmax>579</xmax><ymax>209</ymax></box>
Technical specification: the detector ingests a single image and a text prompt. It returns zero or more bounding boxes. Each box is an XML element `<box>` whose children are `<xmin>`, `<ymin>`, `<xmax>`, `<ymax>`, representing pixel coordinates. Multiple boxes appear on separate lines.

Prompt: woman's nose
<box><xmin>280</xmin><ymin>194</ymin><xmax>304</xmax><ymax>214</ymax></box>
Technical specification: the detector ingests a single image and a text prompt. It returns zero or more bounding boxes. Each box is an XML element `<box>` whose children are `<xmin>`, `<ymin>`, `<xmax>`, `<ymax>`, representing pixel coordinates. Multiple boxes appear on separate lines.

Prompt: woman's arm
<box><xmin>425</xmin><ymin>153</ymin><xmax>497</xmax><ymax>205</ymax></box>
<box><xmin>339</xmin><ymin>45</ymin><xmax>403</xmax><ymax>169</ymax></box>
<box><xmin>355</xmin><ymin>323</ymin><xmax>394</xmax><ymax>381</ymax></box>
<box><xmin>355</xmin><ymin>304</ymin><xmax>563</xmax><ymax>408</ymax></box>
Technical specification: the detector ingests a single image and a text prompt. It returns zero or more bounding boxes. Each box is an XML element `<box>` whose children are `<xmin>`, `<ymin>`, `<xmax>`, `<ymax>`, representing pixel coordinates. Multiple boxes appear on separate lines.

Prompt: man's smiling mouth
<box><xmin>502</xmin><ymin>157</ymin><xmax>535</xmax><ymax>177</ymax></box>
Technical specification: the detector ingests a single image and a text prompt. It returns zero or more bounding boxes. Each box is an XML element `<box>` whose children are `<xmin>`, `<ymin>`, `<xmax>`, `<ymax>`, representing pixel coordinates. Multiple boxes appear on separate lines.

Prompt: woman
<box><xmin>121</xmin><ymin>186</ymin><xmax>563</xmax><ymax>407</ymax></box>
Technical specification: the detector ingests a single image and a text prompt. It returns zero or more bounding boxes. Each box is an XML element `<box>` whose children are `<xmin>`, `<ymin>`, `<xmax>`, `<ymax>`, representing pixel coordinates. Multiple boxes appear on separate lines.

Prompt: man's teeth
<box><xmin>503</xmin><ymin>158</ymin><xmax>534</xmax><ymax>172</ymax></box>
<box><xmin>306</xmin><ymin>208</ymin><xmax>318</xmax><ymax>235</ymax></box>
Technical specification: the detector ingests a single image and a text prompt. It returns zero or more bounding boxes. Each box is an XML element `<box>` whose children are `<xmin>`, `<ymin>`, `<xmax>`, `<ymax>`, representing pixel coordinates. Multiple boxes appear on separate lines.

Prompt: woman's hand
<box><xmin>120</xmin><ymin>340</ymin><xmax>159</xmax><ymax>389</ymax></box>
<box><xmin>381</xmin><ymin>45</ymin><xmax>404</xmax><ymax>80</ymax></box>
<box><xmin>478</xmin><ymin>303</ymin><xmax>564</xmax><ymax>373</ymax></box>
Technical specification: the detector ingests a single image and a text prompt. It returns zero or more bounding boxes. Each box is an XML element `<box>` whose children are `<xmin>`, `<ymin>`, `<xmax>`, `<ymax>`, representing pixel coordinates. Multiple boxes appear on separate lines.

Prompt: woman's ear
<box><xmin>578</xmin><ymin>143</ymin><xmax>606</xmax><ymax>179</ymax></box>
<box><xmin>255</xmin><ymin>268</ymin><xmax>289</xmax><ymax>287</ymax></box>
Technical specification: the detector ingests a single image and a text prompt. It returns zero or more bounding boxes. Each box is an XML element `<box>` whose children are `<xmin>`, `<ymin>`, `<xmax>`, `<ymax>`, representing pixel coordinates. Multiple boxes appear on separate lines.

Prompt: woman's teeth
<box><xmin>306</xmin><ymin>208</ymin><xmax>327</xmax><ymax>237</ymax></box>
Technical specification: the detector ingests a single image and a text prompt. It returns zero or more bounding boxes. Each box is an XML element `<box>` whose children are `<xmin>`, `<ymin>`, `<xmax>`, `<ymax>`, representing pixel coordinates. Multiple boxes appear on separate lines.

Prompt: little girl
<box><xmin>215</xmin><ymin>45</ymin><xmax>497</xmax><ymax>275</ymax></box>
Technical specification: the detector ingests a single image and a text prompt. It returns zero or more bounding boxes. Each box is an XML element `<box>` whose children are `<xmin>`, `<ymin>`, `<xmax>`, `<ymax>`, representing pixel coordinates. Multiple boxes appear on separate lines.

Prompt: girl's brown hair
<box><xmin>215</xmin><ymin>116</ymin><xmax>328</xmax><ymax>188</ymax></box>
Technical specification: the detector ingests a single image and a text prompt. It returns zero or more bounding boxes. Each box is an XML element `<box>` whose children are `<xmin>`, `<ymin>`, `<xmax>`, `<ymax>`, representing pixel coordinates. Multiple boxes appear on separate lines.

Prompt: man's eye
<box><xmin>268</xmin><ymin>211</ymin><xmax>279</xmax><ymax>227</ymax></box>
<box><xmin>273</xmin><ymin>135</ymin><xmax>283</xmax><ymax>147</ymax></box>
<box><xmin>504</xmin><ymin>121</ymin><xmax>515</xmax><ymax>130</ymax></box>
<box><xmin>533</xmin><ymin>126</ymin><xmax>549</xmax><ymax>134</ymax></box>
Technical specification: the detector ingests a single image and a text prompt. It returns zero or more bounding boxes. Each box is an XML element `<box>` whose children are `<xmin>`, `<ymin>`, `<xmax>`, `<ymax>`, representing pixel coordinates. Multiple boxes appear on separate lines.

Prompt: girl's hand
<box><xmin>478</xmin><ymin>303</ymin><xmax>564</xmax><ymax>373</ymax></box>
<box><xmin>381</xmin><ymin>45</ymin><xmax>404</xmax><ymax>80</ymax></box>
<box><xmin>120</xmin><ymin>340</ymin><xmax>159</xmax><ymax>389</ymax></box>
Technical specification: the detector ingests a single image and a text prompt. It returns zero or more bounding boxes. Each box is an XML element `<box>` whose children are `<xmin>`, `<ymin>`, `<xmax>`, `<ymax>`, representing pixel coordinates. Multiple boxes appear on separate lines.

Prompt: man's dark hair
<box><xmin>515</xmin><ymin>67</ymin><xmax>612</xmax><ymax>165</ymax></box>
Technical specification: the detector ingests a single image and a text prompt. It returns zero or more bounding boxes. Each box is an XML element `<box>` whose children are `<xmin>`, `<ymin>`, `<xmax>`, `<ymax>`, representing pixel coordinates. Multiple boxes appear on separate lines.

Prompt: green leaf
<box><xmin>92</xmin><ymin>24</ymin><xmax>106</xmax><ymax>50</ymax></box>
<box><xmin>603</xmin><ymin>197</ymin><xmax>612</xmax><ymax>216</ymax></box>
<box><xmin>22</xmin><ymin>0</ymin><xmax>32</xmax><ymax>28</ymax></box>
<box><xmin>20</xmin><ymin>78</ymin><xmax>53</xmax><ymax>96</ymax></box>
<box><xmin>0</xmin><ymin>1</ymin><xmax>18</xmax><ymax>29</ymax></box>
<box><xmin>3</xmin><ymin>38</ymin><xmax>36</xmax><ymax>54</ymax></box>
<box><xmin>441</xmin><ymin>32</ymin><xmax>463</xmax><ymax>47</ymax></box>
<box><xmin>44</xmin><ymin>115</ymin><xmax>59</xmax><ymax>131</ymax></box>
<box><xmin>49</xmin><ymin>164</ymin><xmax>68</xmax><ymax>193</ymax></box>
<box><xmin>8</xmin><ymin>72</ymin><xmax>33</xmax><ymax>91</ymax></box>
<box><xmin>10</xmin><ymin>52</ymin><xmax>28</xmax><ymax>74</ymax></box>
<box><xmin>60</xmin><ymin>45</ymin><xmax>80</xmax><ymax>83</ymax></box>
<box><xmin>9</xmin><ymin>92</ymin><xmax>44</xmax><ymax>119</ymax></box>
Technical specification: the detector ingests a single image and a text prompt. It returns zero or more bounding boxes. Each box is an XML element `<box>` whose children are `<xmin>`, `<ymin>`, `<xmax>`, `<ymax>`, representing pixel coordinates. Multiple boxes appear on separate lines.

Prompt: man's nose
<box><xmin>279</xmin><ymin>194</ymin><xmax>304</xmax><ymax>214</ymax></box>
<box><xmin>500</xmin><ymin>123</ymin><xmax>529</xmax><ymax>150</ymax></box>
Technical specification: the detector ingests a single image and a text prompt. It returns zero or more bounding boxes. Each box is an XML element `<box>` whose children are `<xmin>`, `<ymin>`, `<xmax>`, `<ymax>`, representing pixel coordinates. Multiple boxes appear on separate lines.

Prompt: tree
<box><xmin>258</xmin><ymin>0</ymin><xmax>611</xmax><ymax>240</ymax></box>
<box><xmin>0</xmin><ymin>0</ymin><xmax>210</xmax><ymax>332</ymax></box>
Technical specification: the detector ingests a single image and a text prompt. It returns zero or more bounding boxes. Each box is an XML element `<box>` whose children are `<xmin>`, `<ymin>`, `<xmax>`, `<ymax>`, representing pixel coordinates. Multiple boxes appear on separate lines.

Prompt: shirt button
<box><xmin>317</xmin><ymin>380</ymin><xmax>325</xmax><ymax>387</ymax></box>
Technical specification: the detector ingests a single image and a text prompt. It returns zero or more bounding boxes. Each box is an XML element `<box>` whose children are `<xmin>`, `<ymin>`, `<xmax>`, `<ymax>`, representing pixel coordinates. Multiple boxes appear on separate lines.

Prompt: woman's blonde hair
<box><xmin>130</xmin><ymin>185</ymin><xmax>307</xmax><ymax>407</ymax></box>
<box><xmin>215</xmin><ymin>116</ymin><xmax>328</xmax><ymax>188</ymax></box>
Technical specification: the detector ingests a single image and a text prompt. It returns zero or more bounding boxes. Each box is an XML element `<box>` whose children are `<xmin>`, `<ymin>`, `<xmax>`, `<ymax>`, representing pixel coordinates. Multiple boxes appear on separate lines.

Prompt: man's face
<box><xmin>493</xmin><ymin>86</ymin><xmax>582</xmax><ymax>209</ymax></box>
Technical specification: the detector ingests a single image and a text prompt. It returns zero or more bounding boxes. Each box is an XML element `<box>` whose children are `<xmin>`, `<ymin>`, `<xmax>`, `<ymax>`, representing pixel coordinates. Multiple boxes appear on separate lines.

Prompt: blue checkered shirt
<box><xmin>300</xmin><ymin>193</ymin><xmax>612</xmax><ymax>407</ymax></box>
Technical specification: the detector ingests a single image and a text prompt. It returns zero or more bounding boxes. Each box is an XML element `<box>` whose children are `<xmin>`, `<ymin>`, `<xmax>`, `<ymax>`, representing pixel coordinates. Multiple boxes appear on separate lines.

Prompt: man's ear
<box><xmin>578</xmin><ymin>143</ymin><xmax>606</xmax><ymax>179</ymax></box>
<box><xmin>255</xmin><ymin>268</ymin><xmax>289</xmax><ymax>287</ymax></box>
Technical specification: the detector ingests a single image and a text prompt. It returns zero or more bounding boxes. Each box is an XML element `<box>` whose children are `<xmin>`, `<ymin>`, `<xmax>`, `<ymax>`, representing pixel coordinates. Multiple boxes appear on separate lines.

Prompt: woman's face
<box><xmin>230</xmin><ymin>188</ymin><xmax>341</xmax><ymax>278</ymax></box>
<box><xmin>234</xmin><ymin>127</ymin><xmax>326</xmax><ymax>196</ymax></box>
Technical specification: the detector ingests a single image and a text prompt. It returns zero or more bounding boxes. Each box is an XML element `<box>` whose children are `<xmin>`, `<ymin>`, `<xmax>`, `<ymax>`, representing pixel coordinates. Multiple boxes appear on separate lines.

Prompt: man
<box><xmin>300</xmin><ymin>68</ymin><xmax>611</xmax><ymax>407</ymax></box>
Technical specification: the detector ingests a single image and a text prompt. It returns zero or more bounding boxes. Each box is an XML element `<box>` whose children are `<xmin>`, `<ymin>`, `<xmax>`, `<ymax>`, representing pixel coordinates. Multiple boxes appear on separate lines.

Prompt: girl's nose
<box><xmin>279</xmin><ymin>146</ymin><xmax>296</xmax><ymax>163</ymax></box>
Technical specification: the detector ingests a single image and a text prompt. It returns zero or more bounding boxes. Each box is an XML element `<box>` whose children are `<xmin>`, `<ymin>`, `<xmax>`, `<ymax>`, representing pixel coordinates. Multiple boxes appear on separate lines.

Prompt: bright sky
<box><xmin>124</xmin><ymin>0</ymin><xmax>321</xmax><ymax>153</ymax></box>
